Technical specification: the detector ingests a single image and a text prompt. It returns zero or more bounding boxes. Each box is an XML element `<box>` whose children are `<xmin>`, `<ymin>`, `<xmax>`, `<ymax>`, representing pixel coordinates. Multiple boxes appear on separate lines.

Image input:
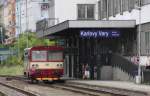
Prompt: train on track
<box><xmin>23</xmin><ymin>46</ymin><xmax>64</xmax><ymax>83</ymax></box>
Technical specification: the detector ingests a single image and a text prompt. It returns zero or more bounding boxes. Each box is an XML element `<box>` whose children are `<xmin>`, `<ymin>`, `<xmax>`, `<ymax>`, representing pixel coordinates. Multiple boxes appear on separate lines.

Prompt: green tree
<box><xmin>2</xmin><ymin>32</ymin><xmax>56</xmax><ymax>65</ymax></box>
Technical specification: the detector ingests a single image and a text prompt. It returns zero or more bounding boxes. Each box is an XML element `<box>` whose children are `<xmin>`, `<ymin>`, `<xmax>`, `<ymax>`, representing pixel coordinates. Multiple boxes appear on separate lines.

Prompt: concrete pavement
<box><xmin>66</xmin><ymin>80</ymin><xmax>150</xmax><ymax>95</ymax></box>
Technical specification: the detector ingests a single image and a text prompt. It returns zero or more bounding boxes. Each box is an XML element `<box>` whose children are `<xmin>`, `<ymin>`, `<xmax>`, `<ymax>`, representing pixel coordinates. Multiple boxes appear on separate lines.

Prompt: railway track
<box><xmin>0</xmin><ymin>82</ymin><xmax>37</xmax><ymax>96</ymax></box>
<box><xmin>1</xmin><ymin>76</ymin><xmax>119</xmax><ymax>96</ymax></box>
<box><xmin>37</xmin><ymin>81</ymin><xmax>126</xmax><ymax>96</ymax></box>
<box><xmin>0</xmin><ymin>75</ymin><xmax>148</xmax><ymax>96</ymax></box>
<box><xmin>0</xmin><ymin>75</ymin><xmax>38</xmax><ymax>96</ymax></box>
<box><xmin>0</xmin><ymin>75</ymin><xmax>24</xmax><ymax>80</ymax></box>
<box><xmin>49</xmin><ymin>84</ymin><xmax>116</xmax><ymax>96</ymax></box>
<box><xmin>57</xmin><ymin>83</ymin><xmax>147</xmax><ymax>96</ymax></box>
<box><xmin>38</xmin><ymin>81</ymin><xmax>148</xmax><ymax>96</ymax></box>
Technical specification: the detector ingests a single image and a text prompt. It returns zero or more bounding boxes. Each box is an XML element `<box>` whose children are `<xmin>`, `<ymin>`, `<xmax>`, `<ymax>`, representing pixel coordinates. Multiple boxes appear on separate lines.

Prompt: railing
<box><xmin>111</xmin><ymin>53</ymin><xmax>150</xmax><ymax>83</ymax></box>
<box><xmin>111</xmin><ymin>53</ymin><xmax>138</xmax><ymax>77</ymax></box>
<box><xmin>36</xmin><ymin>18</ymin><xmax>59</xmax><ymax>32</ymax></box>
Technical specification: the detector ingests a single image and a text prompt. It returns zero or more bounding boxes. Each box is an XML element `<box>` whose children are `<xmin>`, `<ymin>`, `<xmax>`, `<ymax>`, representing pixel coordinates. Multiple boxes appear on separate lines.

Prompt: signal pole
<box><xmin>26</xmin><ymin>0</ymin><xmax>29</xmax><ymax>48</ymax></box>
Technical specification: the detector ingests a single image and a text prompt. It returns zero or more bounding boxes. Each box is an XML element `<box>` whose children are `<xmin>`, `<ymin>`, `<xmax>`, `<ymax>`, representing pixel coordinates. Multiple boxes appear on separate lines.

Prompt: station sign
<box><xmin>80</xmin><ymin>30</ymin><xmax>120</xmax><ymax>38</ymax></box>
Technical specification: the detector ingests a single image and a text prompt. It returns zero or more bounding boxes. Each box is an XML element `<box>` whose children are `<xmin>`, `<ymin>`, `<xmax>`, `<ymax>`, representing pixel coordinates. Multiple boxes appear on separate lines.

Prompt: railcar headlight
<box><xmin>57</xmin><ymin>64</ymin><xmax>59</xmax><ymax>67</ymax></box>
<box><xmin>32</xmin><ymin>64</ymin><xmax>35</xmax><ymax>67</ymax></box>
<box><xmin>46</xmin><ymin>63</ymin><xmax>49</xmax><ymax>66</ymax></box>
<box><xmin>35</xmin><ymin>64</ymin><xmax>39</xmax><ymax>68</ymax></box>
<box><xmin>60</xmin><ymin>64</ymin><xmax>63</xmax><ymax>67</ymax></box>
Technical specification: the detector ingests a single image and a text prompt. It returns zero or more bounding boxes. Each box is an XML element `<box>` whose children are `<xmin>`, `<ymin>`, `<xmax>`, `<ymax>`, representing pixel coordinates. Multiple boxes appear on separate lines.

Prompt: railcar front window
<box><xmin>48</xmin><ymin>51</ymin><xmax>63</xmax><ymax>61</ymax></box>
<box><xmin>32</xmin><ymin>51</ymin><xmax>47</xmax><ymax>61</ymax></box>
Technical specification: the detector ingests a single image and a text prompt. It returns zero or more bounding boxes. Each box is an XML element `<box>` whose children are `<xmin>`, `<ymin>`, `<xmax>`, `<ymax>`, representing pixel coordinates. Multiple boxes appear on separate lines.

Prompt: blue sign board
<box><xmin>80</xmin><ymin>30</ymin><xmax>120</xmax><ymax>38</ymax></box>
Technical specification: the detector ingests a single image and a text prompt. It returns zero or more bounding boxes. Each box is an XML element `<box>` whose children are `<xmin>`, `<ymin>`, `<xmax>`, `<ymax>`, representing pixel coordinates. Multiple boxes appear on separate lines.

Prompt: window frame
<box><xmin>77</xmin><ymin>4</ymin><xmax>95</xmax><ymax>20</ymax></box>
<box><xmin>98</xmin><ymin>1</ymin><xmax>102</xmax><ymax>19</ymax></box>
<box><xmin>142</xmin><ymin>0</ymin><xmax>150</xmax><ymax>6</ymax></box>
<box><xmin>145</xmin><ymin>32</ymin><xmax>150</xmax><ymax>53</ymax></box>
<box><xmin>31</xmin><ymin>50</ymin><xmax>47</xmax><ymax>62</ymax></box>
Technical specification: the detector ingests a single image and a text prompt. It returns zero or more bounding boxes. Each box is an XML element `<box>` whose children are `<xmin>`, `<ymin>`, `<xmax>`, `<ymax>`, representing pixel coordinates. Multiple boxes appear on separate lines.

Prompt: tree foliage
<box><xmin>14</xmin><ymin>32</ymin><xmax>55</xmax><ymax>55</ymax></box>
<box><xmin>1</xmin><ymin>32</ymin><xmax>56</xmax><ymax>65</ymax></box>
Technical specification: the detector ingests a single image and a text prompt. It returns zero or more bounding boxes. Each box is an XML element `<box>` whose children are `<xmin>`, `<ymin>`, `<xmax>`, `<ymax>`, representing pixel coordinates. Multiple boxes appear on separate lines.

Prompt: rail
<box><xmin>0</xmin><ymin>82</ymin><xmax>37</xmax><ymax>96</ymax></box>
<box><xmin>37</xmin><ymin>82</ymin><xmax>133</xmax><ymax>96</ymax></box>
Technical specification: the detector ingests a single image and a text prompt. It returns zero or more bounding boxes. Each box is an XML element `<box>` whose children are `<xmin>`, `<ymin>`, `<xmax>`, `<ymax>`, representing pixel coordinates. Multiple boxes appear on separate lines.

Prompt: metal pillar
<box><xmin>71</xmin><ymin>55</ymin><xmax>74</xmax><ymax>78</ymax></box>
<box><xmin>25</xmin><ymin>0</ymin><xmax>29</xmax><ymax>48</ymax></box>
<box><xmin>76</xmin><ymin>36</ymin><xmax>80</xmax><ymax>78</ymax></box>
<box><xmin>136</xmin><ymin>2</ymin><xmax>142</xmax><ymax>84</ymax></box>
<box><xmin>66</xmin><ymin>55</ymin><xmax>69</xmax><ymax>77</ymax></box>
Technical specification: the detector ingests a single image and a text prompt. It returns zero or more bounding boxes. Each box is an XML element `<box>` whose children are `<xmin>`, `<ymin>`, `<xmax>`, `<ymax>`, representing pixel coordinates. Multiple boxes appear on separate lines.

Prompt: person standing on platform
<box><xmin>82</xmin><ymin>64</ymin><xmax>90</xmax><ymax>79</ymax></box>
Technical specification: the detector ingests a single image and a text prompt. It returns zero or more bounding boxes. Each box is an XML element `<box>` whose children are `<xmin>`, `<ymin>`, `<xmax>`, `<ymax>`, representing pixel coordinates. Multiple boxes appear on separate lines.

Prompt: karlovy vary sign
<box><xmin>80</xmin><ymin>30</ymin><xmax>120</xmax><ymax>38</ymax></box>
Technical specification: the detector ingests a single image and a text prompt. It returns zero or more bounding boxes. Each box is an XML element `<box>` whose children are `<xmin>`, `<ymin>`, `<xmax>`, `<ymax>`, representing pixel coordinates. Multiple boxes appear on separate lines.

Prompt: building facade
<box><xmin>0</xmin><ymin>0</ymin><xmax>50</xmax><ymax>44</ymax></box>
<box><xmin>0</xmin><ymin>3</ymin><xmax>4</xmax><ymax>26</ymax></box>
<box><xmin>0</xmin><ymin>2</ymin><xmax>4</xmax><ymax>44</ymax></box>
<box><xmin>3</xmin><ymin>0</ymin><xmax>16</xmax><ymax>44</ymax></box>
<box><xmin>49</xmin><ymin>0</ymin><xmax>98</xmax><ymax>24</ymax></box>
<box><xmin>16</xmin><ymin>0</ymin><xmax>49</xmax><ymax>33</ymax></box>
<box><xmin>98</xmin><ymin>0</ymin><xmax>150</xmax><ymax>66</ymax></box>
<box><xmin>0</xmin><ymin>0</ymin><xmax>4</xmax><ymax>23</ymax></box>
<box><xmin>37</xmin><ymin>0</ymin><xmax>98</xmax><ymax>33</ymax></box>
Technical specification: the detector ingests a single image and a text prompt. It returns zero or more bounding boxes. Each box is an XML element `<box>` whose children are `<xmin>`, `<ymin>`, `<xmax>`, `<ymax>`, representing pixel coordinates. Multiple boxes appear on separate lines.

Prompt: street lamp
<box><xmin>25</xmin><ymin>0</ymin><xmax>29</xmax><ymax>48</ymax></box>
<box><xmin>16</xmin><ymin>0</ymin><xmax>21</xmax><ymax>57</ymax></box>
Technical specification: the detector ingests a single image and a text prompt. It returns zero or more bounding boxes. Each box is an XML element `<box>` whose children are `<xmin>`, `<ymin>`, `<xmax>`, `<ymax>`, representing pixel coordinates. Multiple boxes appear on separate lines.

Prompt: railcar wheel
<box><xmin>28</xmin><ymin>78</ymin><xmax>39</xmax><ymax>84</ymax></box>
<box><xmin>35</xmin><ymin>80</ymin><xmax>39</xmax><ymax>84</ymax></box>
<box><xmin>43</xmin><ymin>80</ymin><xmax>49</xmax><ymax>84</ymax></box>
<box><xmin>24</xmin><ymin>72</ymin><xmax>26</xmax><ymax>77</ymax></box>
<box><xmin>31</xmin><ymin>79</ymin><xmax>39</xmax><ymax>84</ymax></box>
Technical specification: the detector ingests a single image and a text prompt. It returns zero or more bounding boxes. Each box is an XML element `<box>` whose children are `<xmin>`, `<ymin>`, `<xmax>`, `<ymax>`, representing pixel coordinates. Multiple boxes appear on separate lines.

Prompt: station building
<box><xmin>98</xmin><ymin>0</ymin><xmax>150</xmax><ymax>66</ymax></box>
<box><xmin>36</xmin><ymin>0</ymin><xmax>149</xmax><ymax>81</ymax></box>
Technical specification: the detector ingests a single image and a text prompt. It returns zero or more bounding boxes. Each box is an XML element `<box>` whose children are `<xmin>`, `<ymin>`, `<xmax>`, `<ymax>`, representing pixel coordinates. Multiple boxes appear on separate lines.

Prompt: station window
<box><xmin>142</xmin><ymin>0</ymin><xmax>150</xmax><ymax>5</ymax></box>
<box><xmin>98</xmin><ymin>0</ymin><xmax>107</xmax><ymax>19</ymax></box>
<box><xmin>128</xmin><ymin>0</ymin><xmax>134</xmax><ymax>12</ymax></box>
<box><xmin>102</xmin><ymin>0</ymin><xmax>107</xmax><ymax>18</ymax></box>
<box><xmin>98</xmin><ymin>1</ymin><xmax>102</xmax><ymax>19</ymax></box>
<box><xmin>134</xmin><ymin>0</ymin><xmax>140</xmax><ymax>7</ymax></box>
<box><xmin>108</xmin><ymin>0</ymin><xmax>113</xmax><ymax>17</ymax></box>
<box><xmin>98</xmin><ymin>0</ymin><xmax>149</xmax><ymax>19</ymax></box>
<box><xmin>122</xmin><ymin>0</ymin><xmax>128</xmax><ymax>12</ymax></box>
<box><xmin>116</xmin><ymin>0</ymin><xmax>121</xmax><ymax>14</ymax></box>
<box><xmin>145</xmin><ymin>32</ymin><xmax>150</xmax><ymax>53</ymax></box>
<box><xmin>113</xmin><ymin>0</ymin><xmax>121</xmax><ymax>16</ymax></box>
<box><xmin>77</xmin><ymin>4</ymin><xmax>95</xmax><ymax>20</ymax></box>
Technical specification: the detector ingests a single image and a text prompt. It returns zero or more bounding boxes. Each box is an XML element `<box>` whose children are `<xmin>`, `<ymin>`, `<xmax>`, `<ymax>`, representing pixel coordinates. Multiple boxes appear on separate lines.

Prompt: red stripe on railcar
<box><xmin>29</xmin><ymin>69</ymin><xmax>64</xmax><ymax>79</ymax></box>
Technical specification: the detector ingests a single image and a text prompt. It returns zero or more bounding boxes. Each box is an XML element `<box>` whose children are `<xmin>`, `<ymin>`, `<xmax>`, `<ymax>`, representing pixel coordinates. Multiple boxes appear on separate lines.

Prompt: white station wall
<box><xmin>109</xmin><ymin>4</ymin><xmax>150</xmax><ymax>25</ymax></box>
<box><xmin>54</xmin><ymin>0</ymin><xmax>98</xmax><ymax>23</ymax></box>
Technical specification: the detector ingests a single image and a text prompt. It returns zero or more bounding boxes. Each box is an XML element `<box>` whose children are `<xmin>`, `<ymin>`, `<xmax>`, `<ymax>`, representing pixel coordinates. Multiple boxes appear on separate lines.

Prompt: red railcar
<box><xmin>24</xmin><ymin>46</ymin><xmax>64</xmax><ymax>82</ymax></box>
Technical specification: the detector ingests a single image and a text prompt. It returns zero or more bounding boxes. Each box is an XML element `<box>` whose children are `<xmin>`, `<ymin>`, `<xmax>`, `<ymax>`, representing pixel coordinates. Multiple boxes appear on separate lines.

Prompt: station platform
<box><xmin>66</xmin><ymin>80</ymin><xmax>150</xmax><ymax>95</ymax></box>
